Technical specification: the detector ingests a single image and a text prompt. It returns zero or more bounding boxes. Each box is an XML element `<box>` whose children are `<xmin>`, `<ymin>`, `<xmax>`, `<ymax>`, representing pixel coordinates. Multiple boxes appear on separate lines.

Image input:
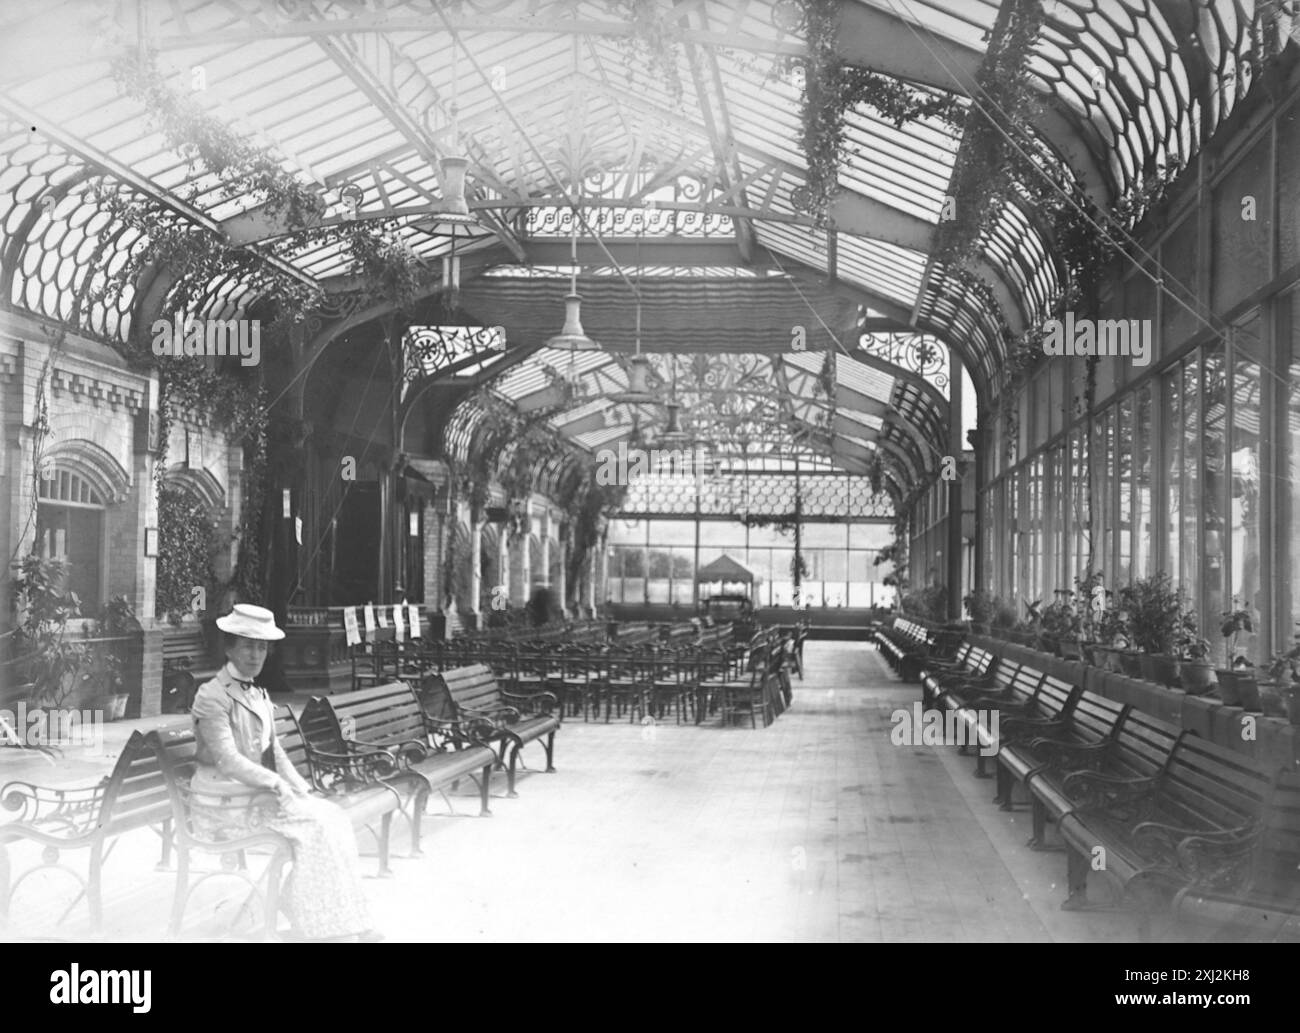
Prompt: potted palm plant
<box><xmin>1121</xmin><ymin>573</ymin><xmax>1185</xmax><ymax>688</ymax></box>
<box><xmin>1216</xmin><ymin>606</ymin><xmax>1255</xmax><ymax>706</ymax></box>
<box><xmin>1259</xmin><ymin>646</ymin><xmax>1300</xmax><ymax>718</ymax></box>
<box><xmin>1177</xmin><ymin>618</ymin><xmax>1216</xmax><ymax>695</ymax></box>
<box><xmin>962</xmin><ymin>587</ymin><xmax>998</xmax><ymax>636</ymax></box>
<box><xmin>1040</xmin><ymin>591</ymin><xmax>1082</xmax><ymax>658</ymax></box>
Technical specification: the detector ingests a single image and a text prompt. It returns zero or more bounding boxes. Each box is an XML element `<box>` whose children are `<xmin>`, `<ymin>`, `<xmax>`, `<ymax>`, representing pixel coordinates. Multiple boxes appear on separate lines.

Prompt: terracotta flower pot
<box><xmin>1180</xmin><ymin>662</ymin><xmax>1216</xmax><ymax>695</ymax></box>
<box><xmin>1215</xmin><ymin>670</ymin><xmax>1242</xmax><ymax>706</ymax></box>
<box><xmin>1119</xmin><ymin>651</ymin><xmax>1143</xmax><ymax>678</ymax></box>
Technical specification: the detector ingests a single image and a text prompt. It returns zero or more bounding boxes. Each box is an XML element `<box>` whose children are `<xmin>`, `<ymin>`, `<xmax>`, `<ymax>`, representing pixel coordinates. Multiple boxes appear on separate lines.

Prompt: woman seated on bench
<box><xmin>190</xmin><ymin>604</ymin><xmax>381</xmax><ymax>942</ymax></box>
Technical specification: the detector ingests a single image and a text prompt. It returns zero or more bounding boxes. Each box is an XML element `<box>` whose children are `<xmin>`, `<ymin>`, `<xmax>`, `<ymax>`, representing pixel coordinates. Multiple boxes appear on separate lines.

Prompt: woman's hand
<box><xmin>274</xmin><ymin>777</ymin><xmax>305</xmax><ymax>798</ymax></box>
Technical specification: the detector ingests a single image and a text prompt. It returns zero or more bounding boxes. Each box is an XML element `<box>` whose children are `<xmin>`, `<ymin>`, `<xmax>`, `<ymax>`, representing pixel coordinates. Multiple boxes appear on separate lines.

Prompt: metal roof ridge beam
<box><xmin>833</xmin><ymin>0</ymin><xmax>1108</xmax><ymax>203</ymax></box>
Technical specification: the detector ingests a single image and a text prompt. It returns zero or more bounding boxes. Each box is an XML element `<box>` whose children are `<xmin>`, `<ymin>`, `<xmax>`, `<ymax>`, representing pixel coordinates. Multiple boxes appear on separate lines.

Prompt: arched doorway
<box><xmin>36</xmin><ymin>467</ymin><xmax>105</xmax><ymax>611</ymax></box>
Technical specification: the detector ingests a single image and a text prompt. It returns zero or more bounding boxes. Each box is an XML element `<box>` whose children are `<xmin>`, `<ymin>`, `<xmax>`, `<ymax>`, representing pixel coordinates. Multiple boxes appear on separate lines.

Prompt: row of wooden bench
<box><xmin>913</xmin><ymin>639</ymin><xmax>1300</xmax><ymax>937</ymax></box>
<box><xmin>0</xmin><ymin>664</ymin><xmax>557</xmax><ymax>939</ymax></box>
<box><xmin>872</xmin><ymin>618</ymin><xmax>960</xmax><ymax>682</ymax></box>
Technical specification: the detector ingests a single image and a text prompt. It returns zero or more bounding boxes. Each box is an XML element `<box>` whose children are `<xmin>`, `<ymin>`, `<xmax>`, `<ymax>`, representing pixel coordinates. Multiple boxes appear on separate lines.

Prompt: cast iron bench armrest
<box><xmin>421</xmin><ymin>714</ymin><xmax>494</xmax><ymax>750</ymax></box>
<box><xmin>342</xmin><ymin>735</ymin><xmax>429</xmax><ymax>768</ymax></box>
<box><xmin>1000</xmin><ymin>716</ymin><xmax>1067</xmax><ymax>743</ymax></box>
<box><xmin>461</xmin><ymin>704</ymin><xmax>522</xmax><ymax>725</ymax></box>
<box><xmin>962</xmin><ymin>694</ymin><xmax>1032</xmax><ymax>713</ymax></box>
<box><xmin>1062</xmin><ymin>769</ymin><xmax>1160</xmax><ymax>812</ymax></box>
<box><xmin>304</xmin><ymin>741</ymin><xmax>402</xmax><ymax>785</ymax></box>
<box><xmin>1131</xmin><ymin>817</ymin><xmax>1258</xmax><ymax>857</ymax></box>
<box><xmin>2</xmin><ymin>778</ymin><xmax>108</xmax><ymax>821</ymax></box>
<box><xmin>1176</xmin><ymin>827</ymin><xmax>1265</xmax><ymax>888</ymax></box>
<box><xmin>499</xmin><ymin>690</ymin><xmax>557</xmax><ymax>714</ymax></box>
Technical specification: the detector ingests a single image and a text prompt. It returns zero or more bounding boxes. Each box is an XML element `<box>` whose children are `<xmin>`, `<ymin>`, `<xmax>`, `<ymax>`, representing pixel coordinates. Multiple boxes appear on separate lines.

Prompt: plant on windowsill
<box><xmin>1259</xmin><ymin>646</ymin><xmax>1300</xmax><ymax>720</ymax></box>
<box><xmin>1216</xmin><ymin>605</ymin><xmax>1258</xmax><ymax>707</ymax></box>
<box><xmin>1120</xmin><ymin>573</ymin><xmax>1188</xmax><ymax>688</ymax></box>
<box><xmin>1177</xmin><ymin>622</ymin><xmax>1216</xmax><ymax>696</ymax></box>
<box><xmin>1038</xmin><ymin>590</ymin><xmax>1082</xmax><ymax>658</ymax></box>
<box><xmin>962</xmin><ymin>587</ymin><xmax>1000</xmax><ymax>635</ymax></box>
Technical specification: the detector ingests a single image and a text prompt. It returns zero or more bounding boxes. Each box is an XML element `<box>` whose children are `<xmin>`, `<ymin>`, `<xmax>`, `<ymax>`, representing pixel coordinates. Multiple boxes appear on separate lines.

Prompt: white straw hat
<box><xmin>215</xmin><ymin>603</ymin><xmax>285</xmax><ymax>641</ymax></box>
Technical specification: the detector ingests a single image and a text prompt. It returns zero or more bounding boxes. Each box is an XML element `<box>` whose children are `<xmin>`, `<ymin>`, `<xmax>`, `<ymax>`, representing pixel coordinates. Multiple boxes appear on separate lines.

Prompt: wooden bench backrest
<box><xmin>145</xmin><ymin>727</ymin><xmax>200</xmax><ymax>827</ymax></box>
<box><xmin>433</xmin><ymin>663</ymin><xmax>502</xmax><ymax>715</ymax></box>
<box><xmin>967</xmin><ymin>648</ymin><xmax>995</xmax><ymax>677</ymax></box>
<box><xmin>1113</xmin><ymin>709</ymin><xmax>1184</xmax><ymax>781</ymax></box>
<box><xmin>311</xmin><ymin>682</ymin><xmax>425</xmax><ymax>747</ymax></box>
<box><xmin>1008</xmin><ymin>666</ymin><xmax>1046</xmax><ymax>703</ymax></box>
<box><xmin>1034</xmin><ymin>675</ymin><xmax>1079</xmax><ymax>720</ymax></box>
<box><xmin>101</xmin><ymin>730</ymin><xmax>177</xmax><ymax>834</ymax></box>
<box><xmin>1161</xmin><ymin>735</ymin><xmax>1272</xmax><ymax>832</ymax></box>
<box><xmin>1060</xmin><ymin>691</ymin><xmax>1128</xmax><ymax>743</ymax></box>
<box><xmin>272</xmin><ymin>705</ymin><xmax>314</xmax><ymax>781</ymax></box>
<box><xmin>987</xmin><ymin>659</ymin><xmax>1024</xmax><ymax>691</ymax></box>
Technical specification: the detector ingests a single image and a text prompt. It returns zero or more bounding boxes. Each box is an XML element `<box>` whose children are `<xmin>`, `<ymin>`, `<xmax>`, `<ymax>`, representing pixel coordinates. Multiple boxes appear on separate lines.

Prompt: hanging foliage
<box><xmin>155</xmin><ymin>484</ymin><xmax>219</xmax><ymax>624</ymax></box>
<box><xmin>797</xmin><ymin>0</ymin><xmax>965</xmax><ymax>227</ymax></box>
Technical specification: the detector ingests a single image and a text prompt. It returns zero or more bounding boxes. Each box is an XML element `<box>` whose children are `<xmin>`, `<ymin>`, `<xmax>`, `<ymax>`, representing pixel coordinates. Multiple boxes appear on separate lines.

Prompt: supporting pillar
<box><xmin>469</xmin><ymin>510</ymin><xmax>482</xmax><ymax>618</ymax></box>
<box><xmin>423</xmin><ymin>500</ymin><xmax>442</xmax><ymax>610</ymax></box>
<box><xmin>539</xmin><ymin>509</ymin><xmax>551</xmax><ymax>587</ymax></box>
<box><xmin>947</xmin><ymin>352</ymin><xmax>964</xmax><ymax>620</ymax></box>
<box><xmin>556</xmin><ymin>534</ymin><xmax>568</xmax><ymax>616</ymax></box>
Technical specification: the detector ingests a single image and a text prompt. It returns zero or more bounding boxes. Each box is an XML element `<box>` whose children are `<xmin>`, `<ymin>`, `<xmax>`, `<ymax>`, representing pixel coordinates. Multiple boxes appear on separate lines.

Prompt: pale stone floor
<box><xmin>0</xmin><ymin>642</ymin><xmax>1256</xmax><ymax>942</ymax></box>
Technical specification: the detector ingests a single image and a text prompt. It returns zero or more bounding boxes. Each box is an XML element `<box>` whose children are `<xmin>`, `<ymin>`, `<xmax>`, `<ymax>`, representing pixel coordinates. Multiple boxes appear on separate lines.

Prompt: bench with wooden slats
<box><xmin>875</xmin><ymin>619</ymin><xmax>956</xmax><ymax>682</ymax></box>
<box><xmin>1174</xmin><ymin>769</ymin><xmax>1300</xmax><ymax>933</ymax></box>
<box><xmin>148</xmin><ymin>720</ymin><xmax>412</xmax><ymax>936</ymax></box>
<box><xmin>996</xmin><ymin>690</ymin><xmax>1131</xmax><ymax>842</ymax></box>
<box><xmin>1</xmin><ymin>730</ymin><xmax>178</xmax><ymax>932</ymax></box>
<box><xmin>301</xmin><ymin>681</ymin><xmax>495</xmax><ymax>816</ymax></box>
<box><xmin>952</xmin><ymin>672</ymin><xmax>1081</xmax><ymax>778</ymax></box>
<box><xmin>921</xmin><ymin>644</ymin><xmax>993</xmax><ymax>708</ymax></box>
<box><xmin>270</xmin><ymin>704</ymin><xmax>422</xmax><ymax>863</ymax></box>
<box><xmin>416</xmin><ymin>665</ymin><xmax>559</xmax><ymax>798</ymax></box>
<box><xmin>162</xmin><ymin>625</ymin><xmax>220</xmax><ymax>712</ymax></box>
<box><xmin>1056</xmin><ymin>730</ymin><xmax>1273</xmax><ymax>935</ymax></box>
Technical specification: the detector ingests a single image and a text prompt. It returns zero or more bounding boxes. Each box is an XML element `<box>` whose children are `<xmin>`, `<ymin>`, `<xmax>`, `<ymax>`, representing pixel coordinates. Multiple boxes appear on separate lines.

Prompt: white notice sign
<box><xmin>408</xmin><ymin>603</ymin><xmax>421</xmax><ymax>638</ymax></box>
<box><xmin>363</xmin><ymin>604</ymin><xmax>376</xmax><ymax>635</ymax></box>
<box><xmin>343</xmin><ymin>606</ymin><xmax>361</xmax><ymax>647</ymax></box>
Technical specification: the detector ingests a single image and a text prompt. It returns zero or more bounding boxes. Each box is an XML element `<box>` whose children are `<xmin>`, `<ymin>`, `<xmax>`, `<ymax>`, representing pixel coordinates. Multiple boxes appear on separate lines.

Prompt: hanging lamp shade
<box><xmin>415</xmin><ymin>156</ymin><xmax>479</xmax><ymax>230</ymax></box>
<box><xmin>546</xmin><ymin>292</ymin><xmax>600</xmax><ymax>350</ymax></box>
<box><xmin>657</xmin><ymin>400</ymin><xmax>692</xmax><ymax>448</ymax></box>
<box><xmin>611</xmin><ymin>353</ymin><xmax>658</xmax><ymax>404</ymax></box>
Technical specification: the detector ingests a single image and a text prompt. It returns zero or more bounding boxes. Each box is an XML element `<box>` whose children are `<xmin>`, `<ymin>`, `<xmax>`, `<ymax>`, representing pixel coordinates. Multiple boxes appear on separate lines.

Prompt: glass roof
<box><xmin>0</xmin><ymin>0</ymin><xmax>1284</xmax><ymax>492</ymax></box>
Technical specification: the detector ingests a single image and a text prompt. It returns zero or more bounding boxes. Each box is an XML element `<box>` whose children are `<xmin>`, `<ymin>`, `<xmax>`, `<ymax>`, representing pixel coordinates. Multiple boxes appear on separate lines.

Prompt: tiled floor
<box><xmin>0</xmin><ymin>642</ymin><xmax>1230</xmax><ymax>941</ymax></box>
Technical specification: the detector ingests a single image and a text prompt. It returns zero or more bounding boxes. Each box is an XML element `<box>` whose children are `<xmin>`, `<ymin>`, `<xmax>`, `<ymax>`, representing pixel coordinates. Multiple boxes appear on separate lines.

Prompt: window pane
<box><xmin>1133</xmin><ymin>385</ymin><xmax>1152</xmax><ymax>579</ymax></box>
<box><xmin>1203</xmin><ymin>342</ymin><xmax>1228</xmax><ymax>644</ymax></box>
<box><xmin>1162</xmin><ymin>369</ymin><xmax>1181</xmax><ymax>585</ymax></box>
<box><xmin>1117</xmin><ymin>396</ymin><xmax>1133</xmax><ymax>584</ymax></box>
<box><xmin>1231</xmin><ymin>315</ymin><xmax>1263</xmax><ymax>662</ymax></box>
<box><xmin>1286</xmin><ymin>292</ymin><xmax>1300</xmax><ymax>649</ymax></box>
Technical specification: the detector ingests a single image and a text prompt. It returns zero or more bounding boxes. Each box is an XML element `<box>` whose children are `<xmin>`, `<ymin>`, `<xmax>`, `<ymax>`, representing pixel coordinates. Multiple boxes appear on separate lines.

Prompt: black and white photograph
<box><xmin>0</xmin><ymin>0</ymin><xmax>1296</xmax><ymax>979</ymax></box>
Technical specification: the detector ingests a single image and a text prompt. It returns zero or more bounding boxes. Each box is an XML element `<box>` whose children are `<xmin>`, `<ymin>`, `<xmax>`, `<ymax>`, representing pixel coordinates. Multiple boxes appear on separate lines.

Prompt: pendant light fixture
<box><xmin>657</xmin><ymin>356</ymin><xmax>692</xmax><ymax>448</ymax></box>
<box><xmin>415</xmin><ymin>47</ymin><xmax>478</xmax><ymax>231</ymax></box>
<box><xmin>612</xmin><ymin>216</ymin><xmax>657</xmax><ymax>404</ymax></box>
<box><xmin>546</xmin><ymin>209</ymin><xmax>599</xmax><ymax>350</ymax></box>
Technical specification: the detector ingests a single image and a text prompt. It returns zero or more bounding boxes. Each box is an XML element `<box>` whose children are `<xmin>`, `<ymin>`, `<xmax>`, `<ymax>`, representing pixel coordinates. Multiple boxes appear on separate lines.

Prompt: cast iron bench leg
<box><xmin>1061</xmin><ymin>845</ymin><xmax>1089</xmax><ymax>910</ymax></box>
<box><xmin>479</xmin><ymin>762</ymin><xmax>493</xmax><ymax>816</ymax></box>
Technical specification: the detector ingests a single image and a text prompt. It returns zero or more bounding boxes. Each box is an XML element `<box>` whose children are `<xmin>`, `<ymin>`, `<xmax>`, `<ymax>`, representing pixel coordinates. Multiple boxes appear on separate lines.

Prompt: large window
<box><xmin>36</xmin><ymin>468</ymin><xmax>104</xmax><ymax>610</ymax></box>
<box><xmin>1203</xmin><ymin>342</ymin><xmax>1228</xmax><ymax>644</ymax></box>
<box><xmin>606</xmin><ymin>518</ymin><xmax>892</xmax><ymax>607</ymax></box>
<box><xmin>1286</xmin><ymin>291</ymin><xmax>1300</xmax><ymax>651</ymax></box>
<box><xmin>1231</xmin><ymin>314</ymin><xmax>1264</xmax><ymax>662</ymax></box>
